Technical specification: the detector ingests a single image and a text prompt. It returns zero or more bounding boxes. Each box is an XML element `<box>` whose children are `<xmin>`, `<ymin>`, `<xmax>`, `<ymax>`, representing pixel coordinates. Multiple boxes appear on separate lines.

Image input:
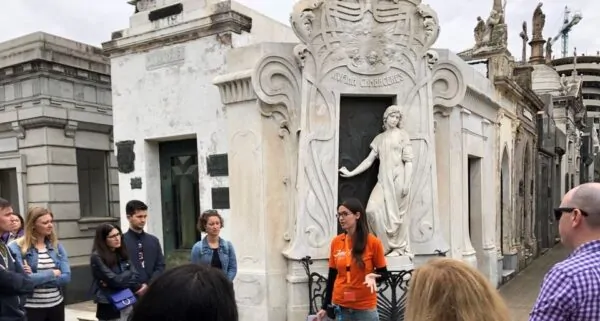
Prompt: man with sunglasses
<box><xmin>530</xmin><ymin>182</ymin><xmax>600</xmax><ymax>321</ymax></box>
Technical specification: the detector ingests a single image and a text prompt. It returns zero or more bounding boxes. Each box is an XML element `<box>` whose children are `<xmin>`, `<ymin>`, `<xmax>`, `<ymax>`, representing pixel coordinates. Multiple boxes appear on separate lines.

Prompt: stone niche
<box><xmin>214</xmin><ymin>1</ymin><xmax>466</xmax><ymax>321</ymax></box>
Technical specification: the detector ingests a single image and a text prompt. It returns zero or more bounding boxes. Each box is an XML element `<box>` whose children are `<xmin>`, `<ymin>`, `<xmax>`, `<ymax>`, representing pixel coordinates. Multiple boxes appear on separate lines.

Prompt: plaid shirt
<box><xmin>530</xmin><ymin>240</ymin><xmax>600</xmax><ymax>321</ymax></box>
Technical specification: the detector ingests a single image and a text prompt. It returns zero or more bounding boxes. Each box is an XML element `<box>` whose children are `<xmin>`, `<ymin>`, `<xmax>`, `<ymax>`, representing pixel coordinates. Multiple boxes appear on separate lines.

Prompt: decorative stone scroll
<box><xmin>252</xmin><ymin>0</ymin><xmax>465</xmax><ymax>259</ymax></box>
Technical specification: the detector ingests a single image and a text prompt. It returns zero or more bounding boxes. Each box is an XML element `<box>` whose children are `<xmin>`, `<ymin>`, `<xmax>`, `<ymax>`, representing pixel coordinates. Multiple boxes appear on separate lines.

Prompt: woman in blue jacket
<box><xmin>9</xmin><ymin>207</ymin><xmax>71</xmax><ymax>321</ymax></box>
<box><xmin>190</xmin><ymin>210</ymin><xmax>237</xmax><ymax>281</ymax></box>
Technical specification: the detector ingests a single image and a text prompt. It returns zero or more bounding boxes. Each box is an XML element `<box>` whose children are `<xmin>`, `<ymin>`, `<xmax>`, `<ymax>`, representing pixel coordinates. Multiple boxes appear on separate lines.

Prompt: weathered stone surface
<box><xmin>104</xmin><ymin>0</ymin><xmax>298</xmax><ymax>242</ymax></box>
<box><xmin>0</xmin><ymin>32</ymin><xmax>119</xmax><ymax>298</ymax></box>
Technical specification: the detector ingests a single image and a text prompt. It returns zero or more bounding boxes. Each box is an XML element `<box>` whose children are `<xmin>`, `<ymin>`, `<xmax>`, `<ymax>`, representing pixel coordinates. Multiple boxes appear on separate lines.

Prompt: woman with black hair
<box><xmin>129</xmin><ymin>263</ymin><xmax>238</xmax><ymax>321</ymax></box>
<box><xmin>1</xmin><ymin>212</ymin><xmax>24</xmax><ymax>243</ymax></box>
<box><xmin>317</xmin><ymin>198</ymin><xmax>389</xmax><ymax>321</ymax></box>
<box><xmin>90</xmin><ymin>223</ymin><xmax>142</xmax><ymax>321</ymax></box>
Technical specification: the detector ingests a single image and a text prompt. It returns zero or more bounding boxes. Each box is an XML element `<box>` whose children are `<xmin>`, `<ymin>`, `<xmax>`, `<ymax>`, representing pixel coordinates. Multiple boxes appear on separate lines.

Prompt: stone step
<box><xmin>501</xmin><ymin>269</ymin><xmax>516</xmax><ymax>283</ymax></box>
<box><xmin>65</xmin><ymin>301</ymin><xmax>97</xmax><ymax>321</ymax></box>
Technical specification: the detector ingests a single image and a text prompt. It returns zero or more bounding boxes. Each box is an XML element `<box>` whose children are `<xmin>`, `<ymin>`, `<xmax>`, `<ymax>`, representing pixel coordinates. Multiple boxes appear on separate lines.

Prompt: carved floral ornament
<box><xmin>289</xmin><ymin>0</ymin><xmax>441</xmax><ymax>76</ymax></box>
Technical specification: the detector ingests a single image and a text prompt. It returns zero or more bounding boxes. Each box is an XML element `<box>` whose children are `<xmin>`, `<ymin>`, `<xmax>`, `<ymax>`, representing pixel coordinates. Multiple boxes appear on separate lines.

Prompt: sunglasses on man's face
<box><xmin>553</xmin><ymin>207</ymin><xmax>589</xmax><ymax>221</ymax></box>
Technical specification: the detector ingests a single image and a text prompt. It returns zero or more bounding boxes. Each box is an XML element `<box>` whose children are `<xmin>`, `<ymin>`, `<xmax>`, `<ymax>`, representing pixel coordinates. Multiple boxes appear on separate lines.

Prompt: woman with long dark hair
<box><xmin>90</xmin><ymin>223</ymin><xmax>141</xmax><ymax>321</ymax></box>
<box><xmin>1</xmin><ymin>212</ymin><xmax>24</xmax><ymax>243</ymax></box>
<box><xmin>317</xmin><ymin>198</ymin><xmax>389</xmax><ymax>321</ymax></box>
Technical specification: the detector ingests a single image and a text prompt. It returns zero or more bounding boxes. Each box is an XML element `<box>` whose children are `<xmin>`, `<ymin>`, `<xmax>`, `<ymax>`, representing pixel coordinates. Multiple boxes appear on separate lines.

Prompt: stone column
<box><xmin>433</xmin><ymin>107</ymin><xmax>464</xmax><ymax>260</ymax></box>
<box><xmin>214</xmin><ymin>43</ymin><xmax>294</xmax><ymax>321</ymax></box>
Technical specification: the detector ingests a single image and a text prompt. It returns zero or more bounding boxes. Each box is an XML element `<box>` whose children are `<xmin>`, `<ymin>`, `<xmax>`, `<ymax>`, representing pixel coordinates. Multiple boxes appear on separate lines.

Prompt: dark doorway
<box><xmin>0</xmin><ymin>168</ymin><xmax>19</xmax><ymax>214</ymax></box>
<box><xmin>468</xmin><ymin>156</ymin><xmax>483</xmax><ymax>269</ymax></box>
<box><xmin>338</xmin><ymin>96</ymin><xmax>393</xmax><ymax>228</ymax></box>
<box><xmin>159</xmin><ymin>139</ymin><xmax>201</xmax><ymax>263</ymax></box>
<box><xmin>536</xmin><ymin>160</ymin><xmax>551</xmax><ymax>250</ymax></box>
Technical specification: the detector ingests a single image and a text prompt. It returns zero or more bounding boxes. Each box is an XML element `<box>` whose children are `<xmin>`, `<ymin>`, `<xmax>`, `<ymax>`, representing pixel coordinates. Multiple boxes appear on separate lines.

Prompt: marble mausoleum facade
<box><xmin>102</xmin><ymin>0</ymin><xmax>298</xmax><ymax>266</ymax></box>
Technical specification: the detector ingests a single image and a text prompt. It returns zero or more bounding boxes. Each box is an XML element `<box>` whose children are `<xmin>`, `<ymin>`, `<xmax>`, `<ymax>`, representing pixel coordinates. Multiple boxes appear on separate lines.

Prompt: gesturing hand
<box><xmin>316</xmin><ymin>309</ymin><xmax>327</xmax><ymax>321</ymax></box>
<box><xmin>363</xmin><ymin>273</ymin><xmax>381</xmax><ymax>293</ymax></box>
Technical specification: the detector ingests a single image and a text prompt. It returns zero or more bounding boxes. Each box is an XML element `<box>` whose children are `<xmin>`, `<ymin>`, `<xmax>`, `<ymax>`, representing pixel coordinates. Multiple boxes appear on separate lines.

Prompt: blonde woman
<box><xmin>9</xmin><ymin>207</ymin><xmax>71</xmax><ymax>321</ymax></box>
<box><xmin>404</xmin><ymin>258</ymin><xmax>510</xmax><ymax>321</ymax></box>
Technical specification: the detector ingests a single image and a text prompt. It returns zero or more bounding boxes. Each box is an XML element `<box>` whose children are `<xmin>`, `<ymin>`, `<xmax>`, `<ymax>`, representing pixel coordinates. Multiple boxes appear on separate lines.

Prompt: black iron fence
<box><xmin>301</xmin><ymin>251</ymin><xmax>446</xmax><ymax>321</ymax></box>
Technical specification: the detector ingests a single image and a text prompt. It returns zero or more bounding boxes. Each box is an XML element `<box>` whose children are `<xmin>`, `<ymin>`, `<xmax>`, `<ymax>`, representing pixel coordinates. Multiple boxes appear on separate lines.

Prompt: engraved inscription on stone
<box><xmin>146</xmin><ymin>46</ymin><xmax>185</xmax><ymax>71</ymax></box>
<box><xmin>331</xmin><ymin>72</ymin><xmax>404</xmax><ymax>88</ymax></box>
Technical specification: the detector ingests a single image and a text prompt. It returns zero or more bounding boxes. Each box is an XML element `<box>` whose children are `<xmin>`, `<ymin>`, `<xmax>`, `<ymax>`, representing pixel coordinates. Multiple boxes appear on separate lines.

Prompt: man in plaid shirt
<box><xmin>530</xmin><ymin>182</ymin><xmax>600</xmax><ymax>321</ymax></box>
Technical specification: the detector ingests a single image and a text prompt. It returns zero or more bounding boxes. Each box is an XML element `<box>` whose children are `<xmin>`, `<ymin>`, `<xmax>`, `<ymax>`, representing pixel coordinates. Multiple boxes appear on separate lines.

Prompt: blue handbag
<box><xmin>108</xmin><ymin>288</ymin><xmax>136</xmax><ymax>310</ymax></box>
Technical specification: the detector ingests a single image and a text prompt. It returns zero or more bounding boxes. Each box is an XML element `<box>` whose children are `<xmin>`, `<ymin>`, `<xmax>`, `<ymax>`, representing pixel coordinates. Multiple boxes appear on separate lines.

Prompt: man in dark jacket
<box><xmin>0</xmin><ymin>198</ymin><xmax>33</xmax><ymax>321</ymax></box>
<box><xmin>123</xmin><ymin>200</ymin><xmax>165</xmax><ymax>296</ymax></box>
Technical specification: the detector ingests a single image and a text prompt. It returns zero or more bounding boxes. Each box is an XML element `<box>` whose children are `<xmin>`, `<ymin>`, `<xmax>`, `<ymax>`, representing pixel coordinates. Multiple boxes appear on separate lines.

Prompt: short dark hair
<box><xmin>197</xmin><ymin>210</ymin><xmax>224</xmax><ymax>233</ymax></box>
<box><xmin>126</xmin><ymin>200</ymin><xmax>148</xmax><ymax>216</ymax></box>
<box><xmin>129</xmin><ymin>264</ymin><xmax>238</xmax><ymax>321</ymax></box>
<box><xmin>0</xmin><ymin>197</ymin><xmax>11</xmax><ymax>209</ymax></box>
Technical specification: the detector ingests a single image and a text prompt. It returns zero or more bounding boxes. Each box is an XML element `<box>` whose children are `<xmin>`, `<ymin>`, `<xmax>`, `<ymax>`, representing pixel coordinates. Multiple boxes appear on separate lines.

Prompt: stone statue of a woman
<box><xmin>338</xmin><ymin>105</ymin><xmax>414</xmax><ymax>257</ymax></box>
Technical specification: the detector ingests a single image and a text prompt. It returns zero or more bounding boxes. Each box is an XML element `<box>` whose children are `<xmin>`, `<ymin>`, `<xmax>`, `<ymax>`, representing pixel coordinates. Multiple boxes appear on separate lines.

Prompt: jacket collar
<box><xmin>201</xmin><ymin>236</ymin><xmax>223</xmax><ymax>248</ymax></box>
<box><xmin>25</xmin><ymin>238</ymin><xmax>55</xmax><ymax>255</ymax></box>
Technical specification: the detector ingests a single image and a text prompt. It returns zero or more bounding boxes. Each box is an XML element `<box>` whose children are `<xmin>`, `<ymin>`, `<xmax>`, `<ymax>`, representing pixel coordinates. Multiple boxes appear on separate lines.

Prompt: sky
<box><xmin>0</xmin><ymin>0</ymin><xmax>598</xmax><ymax>58</ymax></box>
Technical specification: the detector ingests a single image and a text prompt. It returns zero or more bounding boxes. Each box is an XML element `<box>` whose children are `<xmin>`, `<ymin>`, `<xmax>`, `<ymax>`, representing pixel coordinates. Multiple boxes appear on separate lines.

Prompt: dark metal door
<box><xmin>159</xmin><ymin>139</ymin><xmax>201</xmax><ymax>259</ymax></box>
<box><xmin>537</xmin><ymin>157</ymin><xmax>552</xmax><ymax>250</ymax></box>
<box><xmin>338</xmin><ymin>96</ymin><xmax>393</xmax><ymax>225</ymax></box>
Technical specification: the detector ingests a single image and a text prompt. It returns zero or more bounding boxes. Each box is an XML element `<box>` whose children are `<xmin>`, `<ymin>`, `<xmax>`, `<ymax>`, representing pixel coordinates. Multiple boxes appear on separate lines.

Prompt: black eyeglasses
<box><xmin>554</xmin><ymin>207</ymin><xmax>589</xmax><ymax>221</ymax></box>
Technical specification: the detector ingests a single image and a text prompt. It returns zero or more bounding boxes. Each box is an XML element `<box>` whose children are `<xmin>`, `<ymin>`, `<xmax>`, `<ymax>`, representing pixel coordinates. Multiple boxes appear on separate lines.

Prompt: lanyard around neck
<box><xmin>344</xmin><ymin>235</ymin><xmax>351</xmax><ymax>282</ymax></box>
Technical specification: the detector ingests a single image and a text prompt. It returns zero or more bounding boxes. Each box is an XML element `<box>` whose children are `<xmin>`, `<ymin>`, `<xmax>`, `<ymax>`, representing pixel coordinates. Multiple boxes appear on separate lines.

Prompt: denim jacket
<box><xmin>190</xmin><ymin>237</ymin><xmax>237</xmax><ymax>281</ymax></box>
<box><xmin>8</xmin><ymin>239</ymin><xmax>71</xmax><ymax>289</ymax></box>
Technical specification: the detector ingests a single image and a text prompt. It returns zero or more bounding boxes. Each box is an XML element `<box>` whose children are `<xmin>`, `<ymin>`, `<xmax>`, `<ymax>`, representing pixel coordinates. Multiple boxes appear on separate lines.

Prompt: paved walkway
<box><xmin>500</xmin><ymin>244</ymin><xmax>569</xmax><ymax>321</ymax></box>
<box><xmin>64</xmin><ymin>245</ymin><xmax>568</xmax><ymax>321</ymax></box>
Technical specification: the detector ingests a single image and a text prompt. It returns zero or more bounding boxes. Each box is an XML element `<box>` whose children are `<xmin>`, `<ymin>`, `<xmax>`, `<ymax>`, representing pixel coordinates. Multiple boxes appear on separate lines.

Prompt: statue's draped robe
<box><xmin>366</xmin><ymin>128</ymin><xmax>414</xmax><ymax>255</ymax></box>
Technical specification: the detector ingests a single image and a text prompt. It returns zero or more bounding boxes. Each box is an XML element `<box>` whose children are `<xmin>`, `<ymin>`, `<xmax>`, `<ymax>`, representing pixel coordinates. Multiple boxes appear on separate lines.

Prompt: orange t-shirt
<box><xmin>328</xmin><ymin>233</ymin><xmax>386</xmax><ymax>310</ymax></box>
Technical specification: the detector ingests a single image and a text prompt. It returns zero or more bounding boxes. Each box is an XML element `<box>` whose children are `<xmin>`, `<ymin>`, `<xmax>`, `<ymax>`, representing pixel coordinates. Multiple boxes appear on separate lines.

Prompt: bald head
<box><xmin>566</xmin><ymin>183</ymin><xmax>600</xmax><ymax>227</ymax></box>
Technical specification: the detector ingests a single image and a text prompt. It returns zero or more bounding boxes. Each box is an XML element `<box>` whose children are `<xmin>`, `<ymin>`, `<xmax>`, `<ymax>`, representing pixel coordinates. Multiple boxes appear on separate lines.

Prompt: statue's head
<box><xmin>383</xmin><ymin>105</ymin><xmax>405</xmax><ymax>130</ymax></box>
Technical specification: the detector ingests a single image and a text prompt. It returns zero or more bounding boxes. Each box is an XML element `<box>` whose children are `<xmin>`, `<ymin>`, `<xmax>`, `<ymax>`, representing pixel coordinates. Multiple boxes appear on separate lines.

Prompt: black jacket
<box><xmin>123</xmin><ymin>230</ymin><xmax>165</xmax><ymax>285</ymax></box>
<box><xmin>90</xmin><ymin>251</ymin><xmax>141</xmax><ymax>320</ymax></box>
<box><xmin>0</xmin><ymin>245</ymin><xmax>33</xmax><ymax>321</ymax></box>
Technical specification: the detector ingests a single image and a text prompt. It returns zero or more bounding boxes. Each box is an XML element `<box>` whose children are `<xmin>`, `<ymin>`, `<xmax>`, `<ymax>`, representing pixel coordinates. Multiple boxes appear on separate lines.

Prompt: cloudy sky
<box><xmin>0</xmin><ymin>0</ymin><xmax>598</xmax><ymax>58</ymax></box>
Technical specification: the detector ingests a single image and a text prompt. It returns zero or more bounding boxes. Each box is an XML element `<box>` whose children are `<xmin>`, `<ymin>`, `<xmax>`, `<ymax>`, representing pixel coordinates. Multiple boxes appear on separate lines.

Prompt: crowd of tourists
<box><xmin>1</xmin><ymin>182</ymin><xmax>600</xmax><ymax>321</ymax></box>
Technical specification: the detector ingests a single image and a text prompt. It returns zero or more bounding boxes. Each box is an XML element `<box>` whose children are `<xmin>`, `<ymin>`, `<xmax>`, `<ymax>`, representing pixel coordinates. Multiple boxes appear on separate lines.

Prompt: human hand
<box><xmin>135</xmin><ymin>283</ymin><xmax>149</xmax><ymax>296</ymax></box>
<box><xmin>52</xmin><ymin>269</ymin><xmax>61</xmax><ymax>277</ymax></box>
<box><xmin>316</xmin><ymin>309</ymin><xmax>327</xmax><ymax>321</ymax></box>
<box><xmin>22</xmin><ymin>261</ymin><xmax>32</xmax><ymax>274</ymax></box>
<box><xmin>100</xmin><ymin>280</ymin><xmax>107</xmax><ymax>288</ymax></box>
<box><xmin>363</xmin><ymin>273</ymin><xmax>380</xmax><ymax>293</ymax></box>
<box><xmin>339</xmin><ymin>167</ymin><xmax>351</xmax><ymax>178</ymax></box>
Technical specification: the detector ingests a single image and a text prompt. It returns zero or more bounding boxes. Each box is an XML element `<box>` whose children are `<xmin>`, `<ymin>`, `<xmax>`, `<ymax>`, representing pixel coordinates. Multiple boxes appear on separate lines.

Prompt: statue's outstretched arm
<box><xmin>339</xmin><ymin>150</ymin><xmax>377</xmax><ymax>178</ymax></box>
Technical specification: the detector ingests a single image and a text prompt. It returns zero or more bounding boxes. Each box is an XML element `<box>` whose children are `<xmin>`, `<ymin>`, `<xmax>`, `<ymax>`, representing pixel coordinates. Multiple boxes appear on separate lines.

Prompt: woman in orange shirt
<box><xmin>317</xmin><ymin>198</ymin><xmax>388</xmax><ymax>321</ymax></box>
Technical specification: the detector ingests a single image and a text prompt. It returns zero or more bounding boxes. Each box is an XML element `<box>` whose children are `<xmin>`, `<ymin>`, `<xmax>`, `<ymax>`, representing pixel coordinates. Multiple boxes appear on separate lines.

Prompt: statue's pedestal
<box><xmin>386</xmin><ymin>256</ymin><xmax>414</xmax><ymax>271</ymax></box>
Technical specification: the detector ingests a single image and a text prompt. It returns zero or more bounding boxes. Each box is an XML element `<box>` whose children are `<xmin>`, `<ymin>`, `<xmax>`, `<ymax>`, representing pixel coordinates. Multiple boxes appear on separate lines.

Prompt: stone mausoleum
<box><xmin>0</xmin><ymin>32</ymin><xmax>119</xmax><ymax>302</ymax></box>
<box><xmin>211</xmin><ymin>0</ymin><xmax>524</xmax><ymax>320</ymax></box>
<box><xmin>103</xmin><ymin>0</ymin><xmax>298</xmax><ymax>266</ymax></box>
